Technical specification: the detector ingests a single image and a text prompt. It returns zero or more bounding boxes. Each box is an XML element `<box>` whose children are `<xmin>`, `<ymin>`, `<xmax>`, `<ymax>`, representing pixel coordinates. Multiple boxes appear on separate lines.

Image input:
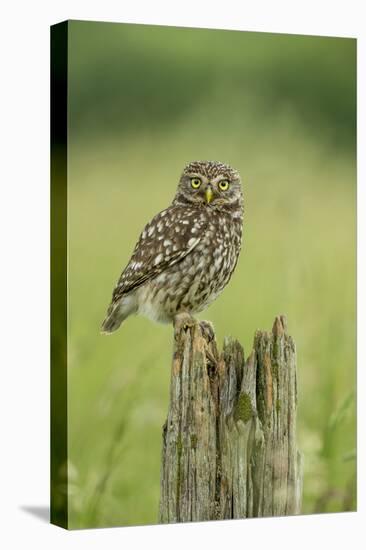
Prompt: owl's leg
<box><xmin>173</xmin><ymin>311</ymin><xmax>196</xmax><ymax>338</ymax></box>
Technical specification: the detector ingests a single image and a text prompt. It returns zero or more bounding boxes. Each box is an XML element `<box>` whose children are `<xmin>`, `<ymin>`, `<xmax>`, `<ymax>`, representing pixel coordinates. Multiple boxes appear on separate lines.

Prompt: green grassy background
<box><xmin>65</xmin><ymin>21</ymin><xmax>356</xmax><ymax>528</ymax></box>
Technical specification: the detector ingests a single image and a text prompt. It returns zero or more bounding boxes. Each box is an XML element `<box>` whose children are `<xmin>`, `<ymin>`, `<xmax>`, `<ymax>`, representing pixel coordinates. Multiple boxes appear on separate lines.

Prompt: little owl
<box><xmin>101</xmin><ymin>160</ymin><xmax>243</xmax><ymax>333</ymax></box>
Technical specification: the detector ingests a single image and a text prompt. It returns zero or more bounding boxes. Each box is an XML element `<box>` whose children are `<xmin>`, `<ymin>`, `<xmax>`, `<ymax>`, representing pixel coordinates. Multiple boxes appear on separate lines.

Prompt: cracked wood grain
<box><xmin>159</xmin><ymin>315</ymin><xmax>303</xmax><ymax>523</ymax></box>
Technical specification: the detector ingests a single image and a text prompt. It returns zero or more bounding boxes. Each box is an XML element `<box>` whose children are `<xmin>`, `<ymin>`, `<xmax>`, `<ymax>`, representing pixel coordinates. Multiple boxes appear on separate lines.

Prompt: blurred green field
<box><xmin>64</xmin><ymin>21</ymin><xmax>356</xmax><ymax>528</ymax></box>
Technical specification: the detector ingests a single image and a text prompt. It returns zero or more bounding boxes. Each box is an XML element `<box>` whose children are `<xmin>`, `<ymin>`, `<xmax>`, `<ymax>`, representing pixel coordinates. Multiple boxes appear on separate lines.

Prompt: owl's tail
<box><xmin>100</xmin><ymin>308</ymin><xmax>123</xmax><ymax>334</ymax></box>
<box><xmin>100</xmin><ymin>294</ymin><xmax>137</xmax><ymax>334</ymax></box>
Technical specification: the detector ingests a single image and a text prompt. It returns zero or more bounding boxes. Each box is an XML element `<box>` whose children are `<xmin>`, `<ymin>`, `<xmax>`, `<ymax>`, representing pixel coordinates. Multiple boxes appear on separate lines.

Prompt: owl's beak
<box><xmin>205</xmin><ymin>186</ymin><xmax>213</xmax><ymax>204</ymax></box>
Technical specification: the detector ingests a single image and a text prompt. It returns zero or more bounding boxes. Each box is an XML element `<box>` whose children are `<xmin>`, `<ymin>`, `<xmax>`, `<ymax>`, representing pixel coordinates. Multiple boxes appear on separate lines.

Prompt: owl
<box><xmin>101</xmin><ymin>160</ymin><xmax>243</xmax><ymax>333</ymax></box>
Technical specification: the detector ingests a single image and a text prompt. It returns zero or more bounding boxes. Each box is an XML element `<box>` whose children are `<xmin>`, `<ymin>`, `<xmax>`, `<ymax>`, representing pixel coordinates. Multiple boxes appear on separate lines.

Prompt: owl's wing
<box><xmin>110</xmin><ymin>206</ymin><xmax>206</xmax><ymax>304</ymax></box>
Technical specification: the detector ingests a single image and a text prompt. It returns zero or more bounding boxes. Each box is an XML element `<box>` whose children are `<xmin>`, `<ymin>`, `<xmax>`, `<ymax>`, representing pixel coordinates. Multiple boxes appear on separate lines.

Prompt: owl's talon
<box><xmin>174</xmin><ymin>312</ymin><xmax>196</xmax><ymax>336</ymax></box>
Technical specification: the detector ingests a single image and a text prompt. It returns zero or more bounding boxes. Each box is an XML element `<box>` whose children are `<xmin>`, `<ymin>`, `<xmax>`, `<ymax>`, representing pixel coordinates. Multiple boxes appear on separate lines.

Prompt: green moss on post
<box><xmin>234</xmin><ymin>392</ymin><xmax>253</xmax><ymax>424</ymax></box>
<box><xmin>271</xmin><ymin>360</ymin><xmax>279</xmax><ymax>382</ymax></box>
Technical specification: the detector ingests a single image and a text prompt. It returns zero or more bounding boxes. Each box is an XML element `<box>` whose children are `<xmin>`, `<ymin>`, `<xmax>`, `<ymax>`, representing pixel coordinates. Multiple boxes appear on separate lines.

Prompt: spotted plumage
<box><xmin>101</xmin><ymin>160</ymin><xmax>244</xmax><ymax>333</ymax></box>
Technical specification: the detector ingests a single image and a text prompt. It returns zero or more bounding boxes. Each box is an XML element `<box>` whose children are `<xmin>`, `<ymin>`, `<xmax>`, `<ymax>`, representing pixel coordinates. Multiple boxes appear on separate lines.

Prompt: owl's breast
<box><xmin>136</xmin><ymin>210</ymin><xmax>242</xmax><ymax>322</ymax></box>
<box><xmin>188</xmin><ymin>212</ymin><xmax>242</xmax><ymax>309</ymax></box>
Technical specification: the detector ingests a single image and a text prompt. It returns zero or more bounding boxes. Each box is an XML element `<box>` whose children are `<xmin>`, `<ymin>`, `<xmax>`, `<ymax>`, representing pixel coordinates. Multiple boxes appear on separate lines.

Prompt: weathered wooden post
<box><xmin>159</xmin><ymin>315</ymin><xmax>303</xmax><ymax>523</ymax></box>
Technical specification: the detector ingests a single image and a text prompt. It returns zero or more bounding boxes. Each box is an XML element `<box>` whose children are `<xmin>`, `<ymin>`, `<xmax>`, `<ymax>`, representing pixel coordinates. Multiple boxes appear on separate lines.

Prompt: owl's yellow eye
<box><xmin>191</xmin><ymin>177</ymin><xmax>201</xmax><ymax>189</ymax></box>
<box><xmin>218</xmin><ymin>180</ymin><xmax>229</xmax><ymax>191</ymax></box>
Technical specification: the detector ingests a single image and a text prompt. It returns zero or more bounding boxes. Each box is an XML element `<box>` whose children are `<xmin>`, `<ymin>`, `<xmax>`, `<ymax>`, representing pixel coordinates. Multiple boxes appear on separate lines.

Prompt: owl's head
<box><xmin>174</xmin><ymin>160</ymin><xmax>242</xmax><ymax>210</ymax></box>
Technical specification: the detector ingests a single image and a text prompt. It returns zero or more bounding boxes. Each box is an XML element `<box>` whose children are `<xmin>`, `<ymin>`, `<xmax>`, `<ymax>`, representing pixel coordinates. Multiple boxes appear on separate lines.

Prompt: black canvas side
<box><xmin>50</xmin><ymin>20</ymin><xmax>68</xmax><ymax>530</ymax></box>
